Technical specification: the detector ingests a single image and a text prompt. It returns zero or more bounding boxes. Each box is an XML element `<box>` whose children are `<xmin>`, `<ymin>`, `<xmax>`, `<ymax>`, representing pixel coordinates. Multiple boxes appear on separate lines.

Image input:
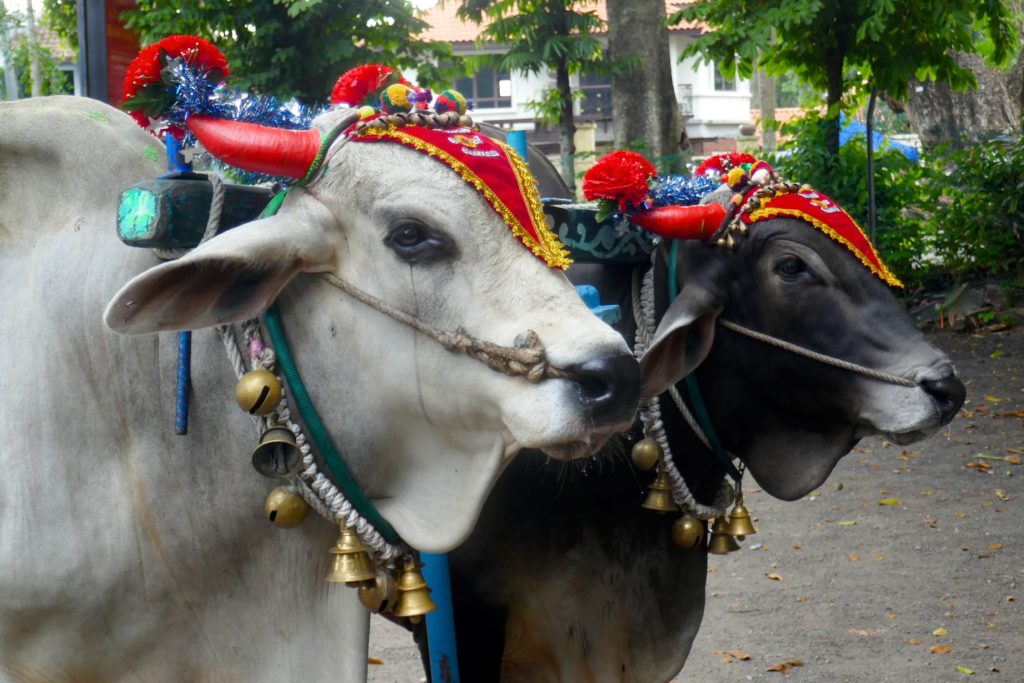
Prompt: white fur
<box><xmin>0</xmin><ymin>97</ymin><xmax>631</xmax><ymax>679</ymax></box>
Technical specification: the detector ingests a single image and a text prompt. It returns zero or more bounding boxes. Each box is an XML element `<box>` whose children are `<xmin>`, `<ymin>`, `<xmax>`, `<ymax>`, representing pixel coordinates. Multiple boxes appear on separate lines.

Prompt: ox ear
<box><xmin>639</xmin><ymin>282</ymin><xmax>722</xmax><ymax>400</ymax></box>
<box><xmin>105</xmin><ymin>191</ymin><xmax>337</xmax><ymax>334</ymax></box>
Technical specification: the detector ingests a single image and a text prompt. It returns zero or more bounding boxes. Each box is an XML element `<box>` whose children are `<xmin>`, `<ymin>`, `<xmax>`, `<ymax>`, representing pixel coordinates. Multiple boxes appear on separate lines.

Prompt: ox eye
<box><xmin>385</xmin><ymin>221</ymin><xmax>453</xmax><ymax>264</ymax></box>
<box><xmin>775</xmin><ymin>256</ymin><xmax>810</xmax><ymax>280</ymax></box>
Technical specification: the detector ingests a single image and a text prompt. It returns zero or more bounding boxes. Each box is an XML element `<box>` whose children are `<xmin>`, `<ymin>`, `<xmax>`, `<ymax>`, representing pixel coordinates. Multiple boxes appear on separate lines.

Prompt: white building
<box><xmin>419</xmin><ymin>0</ymin><xmax>752</xmax><ymax>155</ymax></box>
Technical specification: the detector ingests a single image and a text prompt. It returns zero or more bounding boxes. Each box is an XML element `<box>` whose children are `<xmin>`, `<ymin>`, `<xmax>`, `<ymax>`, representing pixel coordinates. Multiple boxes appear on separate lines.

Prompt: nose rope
<box><xmin>715</xmin><ymin>319</ymin><xmax>918</xmax><ymax>388</ymax></box>
<box><xmin>320</xmin><ymin>273</ymin><xmax>572</xmax><ymax>383</ymax></box>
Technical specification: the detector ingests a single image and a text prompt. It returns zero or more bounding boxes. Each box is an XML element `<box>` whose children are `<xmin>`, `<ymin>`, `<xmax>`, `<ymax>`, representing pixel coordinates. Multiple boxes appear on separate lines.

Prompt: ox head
<box><xmin>104</xmin><ymin>108</ymin><xmax>640</xmax><ymax>550</ymax></box>
<box><xmin>639</xmin><ymin>184</ymin><xmax>964</xmax><ymax>501</ymax></box>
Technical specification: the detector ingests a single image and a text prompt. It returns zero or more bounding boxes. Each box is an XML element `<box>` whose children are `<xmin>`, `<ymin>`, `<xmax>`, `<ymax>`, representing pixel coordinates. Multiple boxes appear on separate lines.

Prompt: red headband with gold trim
<box><xmin>350</xmin><ymin>122</ymin><xmax>572</xmax><ymax>270</ymax></box>
<box><xmin>742</xmin><ymin>187</ymin><xmax>902</xmax><ymax>287</ymax></box>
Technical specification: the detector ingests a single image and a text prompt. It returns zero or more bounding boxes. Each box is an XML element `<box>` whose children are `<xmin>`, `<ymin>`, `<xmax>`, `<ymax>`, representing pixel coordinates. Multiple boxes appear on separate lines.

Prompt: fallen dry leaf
<box><xmin>908</xmin><ymin>638</ymin><xmax>922</xmax><ymax>645</ymax></box>
<box><xmin>879</xmin><ymin>497</ymin><xmax>901</xmax><ymax>506</ymax></box>
<box><xmin>1000</xmin><ymin>410</ymin><xmax>1024</xmax><ymax>418</ymax></box>
<box><xmin>795</xmin><ymin>595</ymin><xmax>810</xmax><ymax>603</ymax></box>
<box><xmin>1006</xmin><ymin>454</ymin><xmax>1022</xmax><ymax>465</ymax></box>
<box><xmin>765</xmin><ymin>659</ymin><xmax>804</xmax><ymax>674</ymax></box>
<box><xmin>933</xmin><ymin>627</ymin><xmax>949</xmax><ymax>637</ymax></box>
<box><xmin>727</xmin><ymin>649</ymin><xmax>751</xmax><ymax>661</ymax></box>
<box><xmin>1007</xmin><ymin>595</ymin><xmax>1017</xmax><ymax>602</ymax></box>
<box><xmin>931</xmin><ymin>644</ymin><xmax>953</xmax><ymax>654</ymax></box>
<box><xmin>367</xmin><ymin>657</ymin><xmax>383</xmax><ymax>665</ymax></box>
<box><xmin>838</xmin><ymin>520</ymin><xmax>858</xmax><ymax>526</ymax></box>
<box><xmin>875</xmin><ymin>554</ymin><xmax>886</xmax><ymax>561</ymax></box>
<box><xmin>965</xmin><ymin>461</ymin><xmax>992</xmax><ymax>472</ymax></box>
<box><xmin>995</xmin><ymin>489</ymin><xmax>1010</xmax><ymax>501</ymax></box>
<box><xmin>956</xmin><ymin>664</ymin><xmax>975</xmax><ymax>675</ymax></box>
<box><xmin>765</xmin><ymin>572</ymin><xmax>783</xmax><ymax>581</ymax></box>
<box><xmin>985</xmin><ymin>395</ymin><xmax>1003</xmax><ymax>403</ymax></box>
<box><xmin>848</xmin><ymin>553</ymin><xmax>861</xmax><ymax>561</ymax></box>
<box><xmin>988</xmin><ymin>543</ymin><xmax>1004</xmax><ymax>550</ymax></box>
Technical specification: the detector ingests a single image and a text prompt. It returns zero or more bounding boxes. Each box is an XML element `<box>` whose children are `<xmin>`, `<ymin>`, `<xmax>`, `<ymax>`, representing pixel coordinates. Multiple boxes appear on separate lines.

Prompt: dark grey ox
<box><xmin>434</xmin><ymin>186</ymin><xmax>965</xmax><ymax>682</ymax></box>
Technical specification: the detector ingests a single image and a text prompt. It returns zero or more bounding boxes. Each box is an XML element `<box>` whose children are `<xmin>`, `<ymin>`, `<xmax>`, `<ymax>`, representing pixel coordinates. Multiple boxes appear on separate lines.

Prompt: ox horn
<box><xmin>186</xmin><ymin>115</ymin><xmax>323</xmax><ymax>179</ymax></box>
<box><xmin>630</xmin><ymin>203</ymin><xmax>727</xmax><ymax>241</ymax></box>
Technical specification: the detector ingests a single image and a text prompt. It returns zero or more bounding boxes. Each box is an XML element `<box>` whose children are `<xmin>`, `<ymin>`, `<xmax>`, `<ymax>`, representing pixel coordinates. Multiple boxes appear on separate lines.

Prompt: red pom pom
<box><xmin>695</xmin><ymin>152</ymin><xmax>758</xmax><ymax>178</ymax></box>
<box><xmin>582</xmin><ymin>150</ymin><xmax>657</xmax><ymax>212</ymax></box>
<box><xmin>331</xmin><ymin>64</ymin><xmax>409</xmax><ymax>107</ymax></box>
<box><xmin>123</xmin><ymin>35</ymin><xmax>228</xmax><ymax>129</ymax></box>
<box><xmin>123</xmin><ymin>35</ymin><xmax>228</xmax><ymax>102</ymax></box>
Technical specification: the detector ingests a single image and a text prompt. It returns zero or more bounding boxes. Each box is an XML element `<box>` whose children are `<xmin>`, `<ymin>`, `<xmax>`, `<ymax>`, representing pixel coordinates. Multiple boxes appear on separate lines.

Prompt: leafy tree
<box><xmin>458</xmin><ymin>0</ymin><xmax>629</xmax><ymax>193</ymax></box>
<box><xmin>120</xmin><ymin>0</ymin><xmax>453</xmax><ymax>103</ymax></box>
<box><xmin>672</xmin><ymin>0</ymin><xmax>1016</xmax><ymax>162</ymax></box>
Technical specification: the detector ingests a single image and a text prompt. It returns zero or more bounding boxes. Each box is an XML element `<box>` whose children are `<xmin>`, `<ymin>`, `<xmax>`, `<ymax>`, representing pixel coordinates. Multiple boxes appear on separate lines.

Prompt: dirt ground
<box><xmin>367</xmin><ymin>327</ymin><xmax>1023</xmax><ymax>683</ymax></box>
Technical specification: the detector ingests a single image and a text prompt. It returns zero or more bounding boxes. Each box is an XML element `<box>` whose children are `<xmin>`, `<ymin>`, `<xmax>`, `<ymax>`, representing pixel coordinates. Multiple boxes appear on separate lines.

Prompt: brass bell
<box><xmin>641</xmin><ymin>468</ymin><xmax>678</xmax><ymax>513</ymax></box>
<box><xmin>264</xmin><ymin>486</ymin><xmax>309</xmax><ymax>528</ymax></box>
<box><xmin>326</xmin><ymin>527</ymin><xmax>376</xmax><ymax>585</ymax></box>
<box><xmin>393</xmin><ymin>558</ymin><xmax>437</xmax><ymax>623</ymax></box>
<box><xmin>671</xmin><ymin>512</ymin><xmax>704</xmax><ymax>550</ymax></box>
<box><xmin>727</xmin><ymin>496</ymin><xmax>757</xmax><ymax>540</ymax></box>
<box><xmin>631</xmin><ymin>437</ymin><xmax>663</xmax><ymax>472</ymax></box>
<box><xmin>251</xmin><ymin>424</ymin><xmax>301</xmax><ymax>478</ymax></box>
<box><xmin>235</xmin><ymin>368</ymin><xmax>282</xmax><ymax>416</ymax></box>
<box><xmin>358</xmin><ymin>569</ymin><xmax>398</xmax><ymax>613</ymax></box>
<box><xmin>708</xmin><ymin>516</ymin><xmax>740</xmax><ymax>554</ymax></box>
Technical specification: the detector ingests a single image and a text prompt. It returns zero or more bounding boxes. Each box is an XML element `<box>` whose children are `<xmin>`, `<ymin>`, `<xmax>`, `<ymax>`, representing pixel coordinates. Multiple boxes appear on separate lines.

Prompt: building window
<box><xmin>713</xmin><ymin>64</ymin><xmax>737</xmax><ymax>92</ymax></box>
<box><xmin>578</xmin><ymin>72</ymin><xmax>612</xmax><ymax>118</ymax></box>
<box><xmin>455</xmin><ymin>66</ymin><xmax>512</xmax><ymax>109</ymax></box>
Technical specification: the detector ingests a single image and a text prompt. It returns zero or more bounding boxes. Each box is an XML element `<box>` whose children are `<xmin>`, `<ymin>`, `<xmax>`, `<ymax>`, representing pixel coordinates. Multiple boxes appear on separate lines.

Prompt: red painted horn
<box><xmin>186</xmin><ymin>116</ymin><xmax>322</xmax><ymax>179</ymax></box>
<box><xmin>630</xmin><ymin>204</ymin><xmax>727</xmax><ymax>240</ymax></box>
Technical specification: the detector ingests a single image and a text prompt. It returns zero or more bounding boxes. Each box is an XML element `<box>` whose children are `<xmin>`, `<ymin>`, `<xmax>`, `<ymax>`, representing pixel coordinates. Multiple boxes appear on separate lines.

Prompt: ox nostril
<box><xmin>921</xmin><ymin>374</ymin><xmax>967</xmax><ymax>424</ymax></box>
<box><xmin>567</xmin><ymin>352</ymin><xmax>642</xmax><ymax>426</ymax></box>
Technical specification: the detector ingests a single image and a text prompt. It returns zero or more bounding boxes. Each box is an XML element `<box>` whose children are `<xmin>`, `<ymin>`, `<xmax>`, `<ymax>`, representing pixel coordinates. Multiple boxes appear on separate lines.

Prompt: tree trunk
<box><xmin>0</xmin><ymin>0</ymin><xmax>20</xmax><ymax>100</ymax></box>
<box><xmin>903</xmin><ymin>51</ymin><xmax>1022</xmax><ymax>150</ymax></box>
<box><xmin>823</xmin><ymin>47</ymin><xmax>844</xmax><ymax>164</ymax></box>
<box><xmin>555</xmin><ymin>57</ymin><xmax>576</xmax><ymax>195</ymax></box>
<box><xmin>759</xmin><ymin>62</ymin><xmax>776</xmax><ymax>152</ymax></box>
<box><xmin>26</xmin><ymin>0</ymin><xmax>41</xmax><ymax>97</ymax></box>
<box><xmin>607</xmin><ymin>0</ymin><xmax>683</xmax><ymax>172</ymax></box>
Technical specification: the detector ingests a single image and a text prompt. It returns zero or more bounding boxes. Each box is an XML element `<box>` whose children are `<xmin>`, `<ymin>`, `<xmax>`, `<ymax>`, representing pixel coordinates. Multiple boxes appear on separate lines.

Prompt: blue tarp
<box><xmin>840</xmin><ymin>117</ymin><xmax>920</xmax><ymax>162</ymax></box>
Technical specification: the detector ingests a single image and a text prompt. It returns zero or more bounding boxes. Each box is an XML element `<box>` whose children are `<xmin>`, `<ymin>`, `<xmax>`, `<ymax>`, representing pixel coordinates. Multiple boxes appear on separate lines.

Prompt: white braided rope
<box><xmin>153</xmin><ymin>174</ymin><xmax>226</xmax><ymax>261</ymax></box>
<box><xmin>632</xmin><ymin>262</ymin><xmax>731</xmax><ymax>520</ymax></box>
<box><xmin>716</xmin><ymin>319</ymin><xmax>917</xmax><ymax>387</ymax></box>
<box><xmin>217</xmin><ymin>322</ymin><xmax>401</xmax><ymax>560</ymax></box>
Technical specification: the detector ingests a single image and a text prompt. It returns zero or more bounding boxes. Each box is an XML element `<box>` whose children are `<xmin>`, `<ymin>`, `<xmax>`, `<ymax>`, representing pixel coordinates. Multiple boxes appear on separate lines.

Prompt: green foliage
<box><xmin>925</xmin><ymin>137</ymin><xmax>1024</xmax><ymax>283</ymax></box>
<box><xmin>10</xmin><ymin>37</ymin><xmax>73</xmax><ymax>96</ymax></box>
<box><xmin>765</xmin><ymin>112</ymin><xmax>932</xmax><ymax>285</ymax></box>
<box><xmin>122</xmin><ymin>0</ymin><xmax>455</xmax><ymax>102</ymax></box>
<box><xmin>41</xmin><ymin>0</ymin><xmax>77</xmax><ymax>56</ymax></box>
<box><xmin>766</xmin><ymin>114</ymin><xmax>1024</xmax><ymax>288</ymax></box>
<box><xmin>672</xmin><ymin>0</ymin><xmax>1017</xmax><ymax>158</ymax></box>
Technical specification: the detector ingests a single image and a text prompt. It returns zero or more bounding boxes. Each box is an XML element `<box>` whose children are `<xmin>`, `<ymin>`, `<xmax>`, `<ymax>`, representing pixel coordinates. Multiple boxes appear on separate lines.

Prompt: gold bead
<box><xmin>358</xmin><ymin>569</ymin><xmax>398</xmax><ymax>613</ymax></box>
<box><xmin>631</xmin><ymin>438</ymin><xmax>663</xmax><ymax>472</ymax></box>
<box><xmin>235</xmin><ymin>368</ymin><xmax>282</xmax><ymax>416</ymax></box>
<box><xmin>671</xmin><ymin>513</ymin><xmax>704</xmax><ymax>549</ymax></box>
<box><xmin>264</xmin><ymin>486</ymin><xmax>309</xmax><ymax>528</ymax></box>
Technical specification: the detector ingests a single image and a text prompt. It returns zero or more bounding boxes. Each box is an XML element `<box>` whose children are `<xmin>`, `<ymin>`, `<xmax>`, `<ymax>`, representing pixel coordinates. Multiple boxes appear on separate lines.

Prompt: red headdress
<box><xmin>351</xmin><ymin>121</ymin><xmax>571</xmax><ymax>269</ymax></box>
<box><xmin>583</xmin><ymin>149</ymin><xmax>902</xmax><ymax>286</ymax></box>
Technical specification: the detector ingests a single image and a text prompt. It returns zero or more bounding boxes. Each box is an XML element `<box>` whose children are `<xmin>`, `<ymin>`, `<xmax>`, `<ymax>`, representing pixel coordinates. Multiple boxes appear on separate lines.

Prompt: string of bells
<box><xmin>632</xmin><ymin>437</ymin><xmax>757</xmax><ymax>554</ymax></box>
<box><xmin>236</xmin><ymin>367</ymin><xmax>437</xmax><ymax>621</ymax></box>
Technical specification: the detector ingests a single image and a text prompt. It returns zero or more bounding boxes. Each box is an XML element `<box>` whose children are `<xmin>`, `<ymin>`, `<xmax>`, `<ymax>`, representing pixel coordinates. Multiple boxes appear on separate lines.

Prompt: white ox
<box><xmin>0</xmin><ymin>97</ymin><xmax>638</xmax><ymax>680</ymax></box>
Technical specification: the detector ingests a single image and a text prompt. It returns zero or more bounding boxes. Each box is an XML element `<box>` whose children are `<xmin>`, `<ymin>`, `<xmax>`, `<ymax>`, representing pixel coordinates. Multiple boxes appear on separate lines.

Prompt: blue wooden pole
<box><xmin>167</xmin><ymin>135</ymin><xmax>193</xmax><ymax>435</ymax></box>
<box><xmin>506</xmin><ymin>129</ymin><xmax>528</xmax><ymax>161</ymax></box>
<box><xmin>421</xmin><ymin>552</ymin><xmax>460</xmax><ymax>683</ymax></box>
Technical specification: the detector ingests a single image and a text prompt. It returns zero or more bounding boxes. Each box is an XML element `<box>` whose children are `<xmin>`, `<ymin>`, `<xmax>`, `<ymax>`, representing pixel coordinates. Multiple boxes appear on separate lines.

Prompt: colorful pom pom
<box><xmin>380</xmin><ymin>83</ymin><xmax>416</xmax><ymax>114</ymax></box>
<box><xmin>123</xmin><ymin>35</ymin><xmax>229</xmax><ymax>128</ymax></box>
<box><xmin>582</xmin><ymin>150</ymin><xmax>658</xmax><ymax>213</ymax></box>
<box><xmin>331</xmin><ymin>64</ymin><xmax>407</xmax><ymax>107</ymax></box>
<box><xmin>750</xmin><ymin>160</ymin><xmax>774</xmax><ymax>185</ymax></box>
<box><xmin>357</xmin><ymin>105</ymin><xmax>377</xmax><ymax>119</ymax></box>
<box><xmin>695</xmin><ymin>152</ymin><xmax>758</xmax><ymax>178</ymax></box>
<box><xmin>434</xmin><ymin>89</ymin><xmax>468</xmax><ymax>116</ymax></box>
<box><xmin>725</xmin><ymin>166</ymin><xmax>749</xmax><ymax>190</ymax></box>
